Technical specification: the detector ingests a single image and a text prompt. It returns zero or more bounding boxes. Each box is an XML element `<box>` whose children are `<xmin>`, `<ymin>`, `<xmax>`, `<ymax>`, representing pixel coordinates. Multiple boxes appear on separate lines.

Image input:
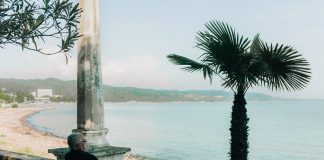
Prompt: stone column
<box><xmin>74</xmin><ymin>0</ymin><xmax>108</xmax><ymax>147</ymax></box>
<box><xmin>49</xmin><ymin>1</ymin><xmax>130</xmax><ymax>159</ymax></box>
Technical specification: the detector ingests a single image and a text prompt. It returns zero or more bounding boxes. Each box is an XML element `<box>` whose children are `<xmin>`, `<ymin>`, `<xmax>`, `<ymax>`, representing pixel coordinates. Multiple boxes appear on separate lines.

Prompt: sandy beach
<box><xmin>0</xmin><ymin>105</ymin><xmax>142</xmax><ymax>160</ymax></box>
<box><xmin>0</xmin><ymin>106</ymin><xmax>66</xmax><ymax>159</ymax></box>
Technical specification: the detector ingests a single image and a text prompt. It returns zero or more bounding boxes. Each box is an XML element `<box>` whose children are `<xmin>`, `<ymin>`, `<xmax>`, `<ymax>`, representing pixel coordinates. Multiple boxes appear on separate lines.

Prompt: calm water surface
<box><xmin>27</xmin><ymin>101</ymin><xmax>324</xmax><ymax>160</ymax></box>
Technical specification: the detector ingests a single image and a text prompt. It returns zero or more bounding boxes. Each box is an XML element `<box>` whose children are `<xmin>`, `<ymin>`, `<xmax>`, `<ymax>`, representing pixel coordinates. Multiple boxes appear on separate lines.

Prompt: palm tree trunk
<box><xmin>229</xmin><ymin>87</ymin><xmax>249</xmax><ymax>160</ymax></box>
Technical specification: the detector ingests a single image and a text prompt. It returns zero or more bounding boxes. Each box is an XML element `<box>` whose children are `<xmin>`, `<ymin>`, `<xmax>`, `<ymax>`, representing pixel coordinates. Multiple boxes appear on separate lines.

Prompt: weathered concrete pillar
<box><xmin>74</xmin><ymin>0</ymin><xmax>108</xmax><ymax>147</ymax></box>
<box><xmin>49</xmin><ymin>1</ymin><xmax>130</xmax><ymax>159</ymax></box>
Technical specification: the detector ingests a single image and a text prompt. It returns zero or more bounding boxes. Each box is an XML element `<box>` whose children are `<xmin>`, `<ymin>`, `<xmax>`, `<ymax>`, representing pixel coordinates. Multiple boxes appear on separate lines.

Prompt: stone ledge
<box><xmin>0</xmin><ymin>149</ymin><xmax>51</xmax><ymax>160</ymax></box>
<box><xmin>48</xmin><ymin>146</ymin><xmax>131</xmax><ymax>160</ymax></box>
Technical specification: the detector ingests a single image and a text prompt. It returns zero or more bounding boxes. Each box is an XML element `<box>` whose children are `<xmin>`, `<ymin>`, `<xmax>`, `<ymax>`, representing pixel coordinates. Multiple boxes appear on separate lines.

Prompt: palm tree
<box><xmin>167</xmin><ymin>21</ymin><xmax>311</xmax><ymax>160</ymax></box>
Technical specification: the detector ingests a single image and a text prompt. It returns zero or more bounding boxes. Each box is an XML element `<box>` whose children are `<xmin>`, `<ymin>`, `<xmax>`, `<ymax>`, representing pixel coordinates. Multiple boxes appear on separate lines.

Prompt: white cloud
<box><xmin>2</xmin><ymin>48</ymin><xmax>172</xmax><ymax>89</ymax></box>
<box><xmin>2</xmin><ymin>49</ymin><xmax>77</xmax><ymax>80</ymax></box>
<box><xmin>102</xmin><ymin>56</ymin><xmax>172</xmax><ymax>88</ymax></box>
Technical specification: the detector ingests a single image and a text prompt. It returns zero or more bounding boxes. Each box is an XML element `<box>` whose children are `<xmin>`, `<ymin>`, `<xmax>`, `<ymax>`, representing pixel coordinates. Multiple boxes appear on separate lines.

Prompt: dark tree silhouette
<box><xmin>167</xmin><ymin>21</ymin><xmax>311</xmax><ymax>160</ymax></box>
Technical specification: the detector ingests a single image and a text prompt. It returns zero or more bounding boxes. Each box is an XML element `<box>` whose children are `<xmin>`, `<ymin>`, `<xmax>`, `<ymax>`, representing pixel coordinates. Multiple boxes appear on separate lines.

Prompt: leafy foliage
<box><xmin>0</xmin><ymin>91</ymin><xmax>13</xmax><ymax>102</ymax></box>
<box><xmin>0</xmin><ymin>0</ymin><xmax>81</xmax><ymax>58</ymax></box>
<box><xmin>15</xmin><ymin>92</ymin><xmax>34</xmax><ymax>103</ymax></box>
<box><xmin>168</xmin><ymin>21</ymin><xmax>311</xmax><ymax>94</ymax></box>
<box><xmin>11</xmin><ymin>103</ymin><xmax>18</xmax><ymax>108</ymax></box>
<box><xmin>252</xmin><ymin>36</ymin><xmax>311</xmax><ymax>91</ymax></box>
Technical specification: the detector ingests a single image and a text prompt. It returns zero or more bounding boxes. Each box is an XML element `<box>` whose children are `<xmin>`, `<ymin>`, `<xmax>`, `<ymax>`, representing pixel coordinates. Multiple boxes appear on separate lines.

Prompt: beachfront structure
<box><xmin>30</xmin><ymin>89</ymin><xmax>62</xmax><ymax>103</ymax></box>
<box><xmin>49</xmin><ymin>1</ymin><xmax>130</xmax><ymax>159</ymax></box>
<box><xmin>36</xmin><ymin>89</ymin><xmax>53</xmax><ymax>97</ymax></box>
<box><xmin>29</xmin><ymin>89</ymin><xmax>53</xmax><ymax>103</ymax></box>
<box><xmin>34</xmin><ymin>97</ymin><xmax>50</xmax><ymax>103</ymax></box>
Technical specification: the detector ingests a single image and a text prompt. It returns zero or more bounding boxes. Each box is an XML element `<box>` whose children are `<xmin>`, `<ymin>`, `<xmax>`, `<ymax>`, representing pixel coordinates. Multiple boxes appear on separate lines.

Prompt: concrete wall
<box><xmin>0</xmin><ymin>150</ymin><xmax>51</xmax><ymax>160</ymax></box>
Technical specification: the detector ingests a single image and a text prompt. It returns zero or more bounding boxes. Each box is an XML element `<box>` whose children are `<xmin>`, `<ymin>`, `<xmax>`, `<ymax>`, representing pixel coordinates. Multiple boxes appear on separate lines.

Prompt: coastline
<box><xmin>0</xmin><ymin>105</ymin><xmax>66</xmax><ymax>159</ymax></box>
<box><xmin>22</xmin><ymin>106</ymin><xmax>64</xmax><ymax>139</ymax></box>
<box><xmin>0</xmin><ymin>105</ymin><xmax>144</xmax><ymax>160</ymax></box>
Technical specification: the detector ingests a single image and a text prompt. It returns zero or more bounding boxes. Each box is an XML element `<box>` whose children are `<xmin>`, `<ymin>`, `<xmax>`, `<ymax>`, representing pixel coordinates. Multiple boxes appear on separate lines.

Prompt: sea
<box><xmin>26</xmin><ymin>101</ymin><xmax>324</xmax><ymax>160</ymax></box>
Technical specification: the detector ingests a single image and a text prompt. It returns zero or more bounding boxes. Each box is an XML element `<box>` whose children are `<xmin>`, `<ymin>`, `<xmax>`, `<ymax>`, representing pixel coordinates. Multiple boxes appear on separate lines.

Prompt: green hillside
<box><xmin>0</xmin><ymin>78</ymin><xmax>279</xmax><ymax>102</ymax></box>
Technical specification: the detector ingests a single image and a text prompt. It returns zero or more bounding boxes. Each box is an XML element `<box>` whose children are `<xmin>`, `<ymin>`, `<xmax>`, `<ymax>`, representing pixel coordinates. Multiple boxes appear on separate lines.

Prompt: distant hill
<box><xmin>0</xmin><ymin>78</ymin><xmax>282</xmax><ymax>102</ymax></box>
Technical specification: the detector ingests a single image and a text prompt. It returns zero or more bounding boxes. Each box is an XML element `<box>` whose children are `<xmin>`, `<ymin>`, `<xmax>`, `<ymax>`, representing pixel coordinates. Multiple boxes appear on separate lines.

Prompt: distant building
<box><xmin>33</xmin><ymin>89</ymin><xmax>53</xmax><ymax>103</ymax></box>
<box><xmin>37</xmin><ymin>89</ymin><xmax>53</xmax><ymax>97</ymax></box>
<box><xmin>35</xmin><ymin>97</ymin><xmax>51</xmax><ymax>103</ymax></box>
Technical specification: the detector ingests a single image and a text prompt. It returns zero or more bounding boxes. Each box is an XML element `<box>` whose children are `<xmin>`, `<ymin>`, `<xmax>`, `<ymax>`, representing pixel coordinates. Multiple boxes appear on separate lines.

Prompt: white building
<box><xmin>35</xmin><ymin>97</ymin><xmax>51</xmax><ymax>103</ymax></box>
<box><xmin>37</xmin><ymin>89</ymin><xmax>53</xmax><ymax>97</ymax></box>
<box><xmin>32</xmin><ymin>89</ymin><xmax>53</xmax><ymax>104</ymax></box>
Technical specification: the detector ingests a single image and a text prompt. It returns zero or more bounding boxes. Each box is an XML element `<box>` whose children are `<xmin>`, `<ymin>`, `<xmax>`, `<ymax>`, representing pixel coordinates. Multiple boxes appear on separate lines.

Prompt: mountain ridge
<box><xmin>0</xmin><ymin>78</ymin><xmax>284</xmax><ymax>102</ymax></box>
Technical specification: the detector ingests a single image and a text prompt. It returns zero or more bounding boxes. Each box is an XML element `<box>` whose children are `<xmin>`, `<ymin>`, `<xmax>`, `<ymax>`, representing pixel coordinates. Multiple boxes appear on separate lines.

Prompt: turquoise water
<box><xmin>27</xmin><ymin>101</ymin><xmax>324</xmax><ymax>160</ymax></box>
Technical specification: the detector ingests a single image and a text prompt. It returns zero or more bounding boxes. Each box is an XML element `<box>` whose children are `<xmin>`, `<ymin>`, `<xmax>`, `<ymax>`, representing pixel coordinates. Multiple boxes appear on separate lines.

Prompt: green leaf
<box><xmin>65</xmin><ymin>54</ymin><xmax>69</xmax><ymax>64</ymax></box>
<box><xmin>33</xmin><ymin>14</ymin><xmax>44</xmax><ymax>29</ymax></box>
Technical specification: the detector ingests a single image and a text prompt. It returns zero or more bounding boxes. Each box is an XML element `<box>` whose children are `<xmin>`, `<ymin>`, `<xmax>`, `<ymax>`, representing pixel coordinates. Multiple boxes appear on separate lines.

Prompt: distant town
<box><xmin>0</xmin><ymin>78</ymin><xmax>292</xmax><ymax>108</ymax></box>
<box><xmin>0</xmin><ymin>88</ymin><xmax>65</xmax><ymax>108</ymax></box>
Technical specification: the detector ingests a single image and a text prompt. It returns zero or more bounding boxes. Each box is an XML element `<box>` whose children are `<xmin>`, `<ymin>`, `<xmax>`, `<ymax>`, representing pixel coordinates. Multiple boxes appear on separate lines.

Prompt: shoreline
<box><xmin>0</xmin><ymin>105</ymin><xmax>143</xmax><ymax>160</ymax></box>
<box><xmin>0</xmin><ymin>105</ymin><xmax>66</xmax><ymax>159</ymax></box>
<box><xmin>22</xmin><ymin>107</ymin><xmax>65</xmax><ymax>139</ymax></box>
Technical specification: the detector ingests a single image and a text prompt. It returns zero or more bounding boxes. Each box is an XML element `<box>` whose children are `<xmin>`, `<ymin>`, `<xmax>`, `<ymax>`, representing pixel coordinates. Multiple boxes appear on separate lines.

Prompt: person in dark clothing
<box><xmin>65</xmin><ymin>133</ymin><xmax>98</xmax><ymax>160</ymax></box>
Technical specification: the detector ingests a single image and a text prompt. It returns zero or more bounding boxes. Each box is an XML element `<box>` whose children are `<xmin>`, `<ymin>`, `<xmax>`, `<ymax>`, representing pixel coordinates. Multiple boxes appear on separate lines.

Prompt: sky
<box><xmin>1</xmin><ymin>0</ymin><xmax>324</xmax><ymax>99</ymax></box>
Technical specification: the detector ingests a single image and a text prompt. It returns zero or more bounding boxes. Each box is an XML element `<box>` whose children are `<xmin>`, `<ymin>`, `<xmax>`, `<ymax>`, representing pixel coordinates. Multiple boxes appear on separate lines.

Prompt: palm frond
<box><xmin>254</xmin><ymin>41</ymin><xmax>311</xmax><ymax>91</ymax></box>
<box><xmin>195</xmin><ymin>21</ymin><xmax>251</xmax><ymax>76</ymax></box>
<box><xmin>167</xmin><ymin>20</ymin><xmax>311</xmax><ymax>93</ymax></box>
<box><xmin>167</xmin><ymin>54</ymin><xmax>214</xmax><ymax>82</ymax></box>
<box><xmin>194</xmin><ymin>21</ymin><xmax>256</xmax><ymax>91</ymax></box>
<box><xmin>250</xmin><ymin>34</ymin><xmax>261</xmax><ymax>54</ymax></box>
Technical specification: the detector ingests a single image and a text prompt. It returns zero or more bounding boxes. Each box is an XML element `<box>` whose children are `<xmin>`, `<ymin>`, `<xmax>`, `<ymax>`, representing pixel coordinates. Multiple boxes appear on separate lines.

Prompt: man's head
<box><xmin>67</xmin><ymin>133</ymin><xmax>87</xmax><ymax>151</ymax></box>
